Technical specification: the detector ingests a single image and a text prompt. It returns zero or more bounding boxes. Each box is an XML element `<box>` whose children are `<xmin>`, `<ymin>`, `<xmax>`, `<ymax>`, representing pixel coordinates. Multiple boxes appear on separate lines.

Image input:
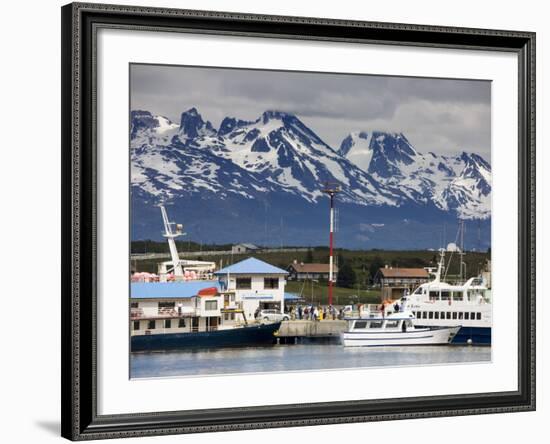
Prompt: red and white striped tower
<box><xmin>322</xmin><ymin>183</ymin><xmax>341</xmax><ymax>306</ymax></box>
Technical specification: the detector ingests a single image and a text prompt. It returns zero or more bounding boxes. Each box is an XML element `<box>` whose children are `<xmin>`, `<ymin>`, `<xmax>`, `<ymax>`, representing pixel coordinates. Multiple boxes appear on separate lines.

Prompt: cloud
<box><xmin>130</xmin><ymin>64</ymin><xmax>491</xmax><ymax>158</ymax></box>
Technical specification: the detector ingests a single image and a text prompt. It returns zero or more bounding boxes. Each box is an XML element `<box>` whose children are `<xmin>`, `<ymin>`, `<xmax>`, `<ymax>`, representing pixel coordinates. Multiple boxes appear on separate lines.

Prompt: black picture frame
<box><xmin>61</xmin><ymin>2</ymin><xmax>536</xmax><ymax>440</ymax></box>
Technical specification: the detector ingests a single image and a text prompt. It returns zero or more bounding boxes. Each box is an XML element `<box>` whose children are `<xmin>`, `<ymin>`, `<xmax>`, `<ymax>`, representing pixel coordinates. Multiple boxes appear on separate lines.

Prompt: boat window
<box><xmin>422</xmin><ymin>311</ymin><xmax>427</xmax><ymax>319</ymax></box>
<box><xmin>429</xmin><ymin>312</ymin><xmax>434</xmax><ymax>319</ymax></box>
<box><xmin>164</xmin><ymin>319</ymin><xmax>171</xmax><ymax>328</ymax></box>
<box><xmin>414</xmin><ymin>287</ymin><xmax>422</xmax><ymax>295</ymax></box>
<box><xmin>434</xmin><ymin>312</ymin><xmax>440</xmax><ymax>319</ymax></box>
<box><xmin>231</xmin><ymin>312</ymin><xmax>235</xmax><ymax>320</ymax></box>
<box><xmin>429</xmin><ymin>291</ymin><xmax>439</xmax><ymax>301</ymax></box>
<box><xmin>236</xmin><ymin>277</ymin><xmax>252</xmax><ymax>289</ymax></box>
<box><xmin>465</xmin><ymin>312</ymin><xmax>470</xmax><ymax>320</ymax></box>
<box><xmin>446</xmin><ymin>312</ymin><xmax>452</xmax><ymax>319</ymax></box>
<box><xmin>369</xmin><ymin>321</ymin><xmax>383</xmax><ymax>329</ymax></box>
<box><xmin>224</xmin><ymin>313</ymin><xmax>229</xmax><ymax>321</ymax></box>
<box><xmin>452</xmin><ymin>291</ymin><xmax>464</xmax><ymax>301</ymax></box>
<box><xmin>133</xmin><ymin>321</ymin><xmax>140</xmax><ymax>331</ymax></box>
<box><xmin>178</xmin><ymin>318</ymin><xmax>186</xmax><ymax>328</ymax></box>
<box><xmin>385</xmin><ymin>320</ymin><xmax>399</xmax><ymax>328</ymax></box>
<box><xmin>205</xmin><ymin>300</ymin><xmax>218</xmax><ymax>310</ymax></box>
<box><xmin>131</xmin><ymin>302</ymin><xmax>138</xmax><ymax>308</ymax></box>
<box><xmin>476</xmin><ymin>313</ymin><xmax>482</xmax><ymax>320</ymax></box>
<box><xmin>452</xmin><ymin>312</ymin><xmax>458</xmax><ymax>320</ymax></box>
<box><xmin>354</xmin><ymin>321</ymin><xmax>368</xmax><ymax>329</ymax></box>
<box><xmin>147</xmin><ymin>320</ymin><xmax>155</xmax><ymax>329</ymax></box>
<box><xmin>458</xmin><ymin>312</ymin><xmax>464</xmax><ymax>320</ymax></box>
<box><xmin>441</xmin><ymin>291</ymin><xmax>451</xmax><ymax>301</ymax></box>
<box><xmin>471</xmin><ymin>312</ymin><xmax>476</xmax><ymax>319</ymax></box>
<box><xmin>158</xmin><ymin>302</ymin><xmax>175</xmax><ymax>309</ymax></box>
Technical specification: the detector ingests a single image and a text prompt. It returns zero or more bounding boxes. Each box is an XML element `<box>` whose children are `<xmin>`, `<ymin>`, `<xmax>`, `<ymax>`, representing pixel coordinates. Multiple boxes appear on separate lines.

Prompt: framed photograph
<box><xmin>61</xmin><ymin>2</ymin><xmax>535</xmax><ymax>440</ymax></box>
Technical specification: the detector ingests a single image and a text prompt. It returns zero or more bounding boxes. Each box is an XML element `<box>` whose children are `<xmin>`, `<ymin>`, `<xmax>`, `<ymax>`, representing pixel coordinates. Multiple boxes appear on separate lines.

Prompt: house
<box><xmin>215</xmin><ymin>257</ymin><xmax>288</xmax><ymax>319</ymax></box>
<box><xmin>231</xmin><ymin>243</ymin><xmax>261</xmax><ymax>254</ymax></box>
<box><xmin>286</xmin><ymin>261</ymin><xmax>339</xmax><ymax>281</ymax></box>
<box><xmin>374</xmin><ymin>266</ymin><xmax>431</xmax><ymax>300</ymax></box>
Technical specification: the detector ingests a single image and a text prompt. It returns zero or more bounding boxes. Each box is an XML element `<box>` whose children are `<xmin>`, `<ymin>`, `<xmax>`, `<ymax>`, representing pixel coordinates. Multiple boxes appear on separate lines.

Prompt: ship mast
<box><xmin>160</xmin><ymin>205</ymin><xmax>185</xmax><ymax>279</ymax></box>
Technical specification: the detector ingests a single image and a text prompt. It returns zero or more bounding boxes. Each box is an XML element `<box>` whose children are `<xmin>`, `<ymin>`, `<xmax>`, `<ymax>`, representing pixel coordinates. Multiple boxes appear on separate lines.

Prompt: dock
<box><xmin>277</xmin><ymin>320</ymin><xmax>347</xmax><ymax>343</ymax></box>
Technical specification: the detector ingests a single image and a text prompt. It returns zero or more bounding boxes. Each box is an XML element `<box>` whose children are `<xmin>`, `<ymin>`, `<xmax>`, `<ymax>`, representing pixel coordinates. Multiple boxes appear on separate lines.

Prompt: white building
<box><xmin>215</xmin><ymin>257</ymin><xmax>288</xmax><ymax>319</ymax></box>
<box><xmin>231</xmin><ymin>243</ymin><xmax>261</xmax><ymax>254</ymax></box>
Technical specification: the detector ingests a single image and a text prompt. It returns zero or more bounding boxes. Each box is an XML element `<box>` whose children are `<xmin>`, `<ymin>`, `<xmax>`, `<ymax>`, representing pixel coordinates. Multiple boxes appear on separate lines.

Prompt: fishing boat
<box><xmin>398</xmin><ymin>248</ymin><xmax>492</xmax><ymax>345</ymax></box>
<box><xmin>340</xmin><ymin>310</ymin><xmax>460</xmax><ymax>347</ymax></box>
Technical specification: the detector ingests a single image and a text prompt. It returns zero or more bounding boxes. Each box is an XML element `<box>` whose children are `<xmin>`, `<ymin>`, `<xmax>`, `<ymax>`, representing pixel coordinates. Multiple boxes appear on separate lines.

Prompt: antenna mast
<box><xmin>322</xmin><ymin>182</ymin><xmax>341</xmax><ymax>306</ymax></box>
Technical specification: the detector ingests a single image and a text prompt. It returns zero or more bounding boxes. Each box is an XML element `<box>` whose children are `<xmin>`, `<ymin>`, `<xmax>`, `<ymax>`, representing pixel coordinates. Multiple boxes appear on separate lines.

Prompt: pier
<box><xmin>277</xmin><ymin>320</ymin><xmax>347</xmax><ymax>341</ymax></box>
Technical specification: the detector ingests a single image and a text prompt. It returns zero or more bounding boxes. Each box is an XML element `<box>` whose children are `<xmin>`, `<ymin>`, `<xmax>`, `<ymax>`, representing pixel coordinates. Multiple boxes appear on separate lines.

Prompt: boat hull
<box><xmin>131</xmin><ymin>322</ymin><xmax>281</xmax><ymax>352</ymax></box>
<box><xmin>340</xmin><ymin>326</ymin><xmax>460</xmax><ymax>347</ymax></box>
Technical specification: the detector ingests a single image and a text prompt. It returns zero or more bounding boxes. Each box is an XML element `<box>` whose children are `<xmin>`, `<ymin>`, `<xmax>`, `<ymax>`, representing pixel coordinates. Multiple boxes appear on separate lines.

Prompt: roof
<box><xmin>284</xmin><ymin>292</ymin><xmax>303</xmax><ymax>301</ymax></box>
<box><xmin>288</xmin><ymin>263</ymin><xmax>339</xmax><ymax>273</ymax></box>
<box><xmin>131</xmin><ymin>281</ymin><xmax>221</xmax><ymax>299</ymax></box>
<box><xmin>377</xmin><ymin>268</ymin><xmax>430</xmax><ymax>278</ymax></box>
<box><xmin>215</xmin><ymin>257</ymin><xmax>288</xmax><ymax>275</ymax></box>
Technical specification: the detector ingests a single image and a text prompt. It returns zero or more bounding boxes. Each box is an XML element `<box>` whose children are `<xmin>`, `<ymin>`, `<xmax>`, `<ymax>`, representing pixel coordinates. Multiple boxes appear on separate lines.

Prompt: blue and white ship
<box><xmin>130</xmin><ymin>206</ymin><xmax>288</xmax><ymax>352</ymax></box>
<box><xmin>398</xmin><ymin>249</ymin><xmax>491</xmax><ymax>345</ymax></box>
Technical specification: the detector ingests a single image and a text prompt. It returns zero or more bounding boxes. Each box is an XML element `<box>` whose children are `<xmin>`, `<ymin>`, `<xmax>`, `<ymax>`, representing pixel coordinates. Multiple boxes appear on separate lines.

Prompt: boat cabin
<box><xmin>349</xmin><ymin>317</ymin><xmax>414</xmax><ymax>333</ymax></box>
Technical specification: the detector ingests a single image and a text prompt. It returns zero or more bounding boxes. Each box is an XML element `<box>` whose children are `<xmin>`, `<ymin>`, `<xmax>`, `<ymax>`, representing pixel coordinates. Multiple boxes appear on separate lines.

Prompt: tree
<box><xmin>337</xmin><ymin>262</ymin><xmax>356</xmax><ymax>288</ymax></box>
<box><xmin>368</xmin><ymin>255</ymin><xmax>384</xmax><ymax>284</ymax></box>
<box><xmin>303</xmin><ymin>248</ymin><xmax>314</xmax><ymax>263</ymax></box>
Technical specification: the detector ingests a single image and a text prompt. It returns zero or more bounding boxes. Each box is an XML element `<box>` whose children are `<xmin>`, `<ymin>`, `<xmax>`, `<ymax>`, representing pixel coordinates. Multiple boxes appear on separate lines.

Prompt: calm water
<box><xmin>130</xmin><ymin>344</ymin><xmax>491</xmax><ymax>378</ymax></box>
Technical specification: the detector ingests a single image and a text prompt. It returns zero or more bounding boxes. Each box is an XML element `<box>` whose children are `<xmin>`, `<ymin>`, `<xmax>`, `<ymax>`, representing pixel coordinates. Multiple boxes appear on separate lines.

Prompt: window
<box><xmin>158</xmin><ymin>302</ymin><xmax>175</xmax><ymax>309</ymax></box>
<box><xmin>428</xmin><ymin>312</ymin><xmax>434</xmax><ymax>319</ymax></box>
<box><xmin>453</xmin><ymin>291</ymin><xmax>464</xmax><ymax>301</ymax></box>
<box><xmin>236</xmin><ymin>277</ymin><xmax>252</xmax><ymax>289</ymax></box>
<box><xmin>385</xmin><ymin>321</ymin><xmax>399</xmax><ymax>328</ymax></box>
<box><xmin>465</xmin><ymin>312</ymin><xmax>470</xmax><ymax>320</ymax></box>
<box><xmin>471</xmin><ymin>312</ymin><xmax>476</xmax><ymax>320</ymax></box>
<box><xmin>164</xmin><ymin>319</ymin><xmax>171</xmax><ymax>328</ymax></box>
<box><xmin>434</xmin><ymin>312</ymin><xmax>440</xmax><ymax>319</ymax></box>
<box><xmin>413</xmin><ymin>287</ymin><xmax>422</xmax><ymax>295</ymax></box>
<box><xmin>452</xmin><ymin>312</ymin><xmax>458</xmax><ymax>320</ymax></box>
<box><xmin>429</xmin><ymin>291</ymin><xmax>439</xmax><ymax>301</ymax></box>
<box><xmin>446</xmin><ymin>312</ymin><xmax>452</xmax><ymax>319</ymax></box>
<box><xmin>368</xmin><ymin>321</ymin><xmax>383</xmax><ymax>329</ymax></box>
<box><xmin>354</xmin><ymin>321</ymin><xmax>368</xmax><ymax>329</ymax></box>
<box><xmin>441</xmin><ymin>291</ymin><xmax>450</xmax><ymax>301</ymax></box>
<box><xmin>147</xmin><ymin>320</ymin><xmax>155</xmax><ymax>329</ymax></box>
<box><xmin>205</xmin><ymin>300</ymin><xmax>218</xmax><ymax>310</ymax></box>
<box><xmin>458</xmin><ymin>312</ymin><xmax>464</xmax><ymax>320</ymax></box>
<box><xmin>224</xmin><ymin>313</ymin><xmax>229</xmax><ymax>321</ymax></box>
<box><xmin>178</xmin><ymin>318</ymin><xmax>186</xmax><ymax>328</ymax></box>
<box><xmin>264</xmin><ymin>277</ymin><xmax>279</xmax><ymax>289</ymax></box>
<box><xmin>133</xmin><ymin>321</ymin><xmax>140</xmax><ymax>331</ymax></box>
<box><xmin>422</xmin><ymin>311</ymin><xmax>427</xmax><ymax>319</ymax></box>
<box><xmin>130</xmin><ymin>302</ymin><xmax>138</xmax><ymax>308</ymax></box>
<box><xmin>476</xmin><ymin>312</ymin><xmax>482</xmax><ymax>320</ymax></box>
<box><xmin>231</xmin><ymin>313</ymin><xmax>235</xmax><ymax>320</ymax></box>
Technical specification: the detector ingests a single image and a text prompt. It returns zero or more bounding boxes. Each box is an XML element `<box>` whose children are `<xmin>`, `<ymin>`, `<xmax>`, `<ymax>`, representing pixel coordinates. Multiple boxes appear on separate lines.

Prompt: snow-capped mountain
<box><xmin>338</xmin><ymin>131</ymin><xmax>492</xmax><ymax>219</ymax></box>
<box><xmin>130</xmin><ymin>108</ymin><xmax>491</xmax><ymax>248</ymax></box>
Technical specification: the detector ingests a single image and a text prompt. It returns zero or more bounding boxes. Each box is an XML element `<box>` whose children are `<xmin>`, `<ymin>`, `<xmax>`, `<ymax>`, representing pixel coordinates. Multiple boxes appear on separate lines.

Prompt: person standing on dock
<box><xmin>298</xmin><ymin>305</ymin><xmax>303</xmax><ymax>320</ymax></box>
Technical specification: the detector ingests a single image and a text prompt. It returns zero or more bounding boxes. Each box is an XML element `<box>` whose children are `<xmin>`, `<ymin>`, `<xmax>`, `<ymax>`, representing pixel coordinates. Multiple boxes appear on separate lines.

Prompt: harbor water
<box><xmin>130</xmin><ymin>344</ymin><xmax>491</xmax><ymax>378</ymax></box>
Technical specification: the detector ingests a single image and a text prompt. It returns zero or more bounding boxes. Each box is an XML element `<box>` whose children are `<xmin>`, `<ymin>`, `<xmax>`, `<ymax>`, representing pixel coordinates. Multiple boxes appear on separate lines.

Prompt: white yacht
<box><xmin>340</xmin><ymin>310</ymin><xmax>460</xmax><ymax>347</ymax></box>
